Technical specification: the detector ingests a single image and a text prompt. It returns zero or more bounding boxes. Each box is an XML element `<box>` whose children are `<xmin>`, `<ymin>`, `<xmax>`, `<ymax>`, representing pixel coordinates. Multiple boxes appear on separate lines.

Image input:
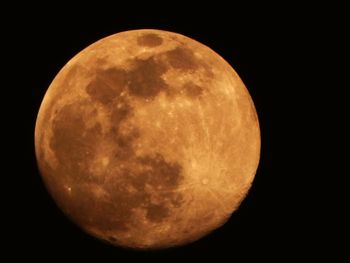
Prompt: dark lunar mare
<box><xmin>47</xmin><ymin>36</ymin><xmax>213</xmax><ymax>237</ymax></box>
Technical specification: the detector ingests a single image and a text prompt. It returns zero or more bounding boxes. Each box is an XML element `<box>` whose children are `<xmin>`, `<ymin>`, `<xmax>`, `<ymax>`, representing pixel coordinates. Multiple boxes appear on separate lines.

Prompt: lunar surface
<box><xmin>35</xmin><ymin>29</ymin><xmax>260</xmax><ymax>249</ymax></box>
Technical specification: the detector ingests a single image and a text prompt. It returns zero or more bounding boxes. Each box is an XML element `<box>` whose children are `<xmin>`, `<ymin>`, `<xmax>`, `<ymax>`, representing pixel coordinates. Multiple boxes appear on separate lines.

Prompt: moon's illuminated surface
<box><xmin>35</xmin><ymin>29</ymin><xmax>260</xmax><ymax>249</ymax></box>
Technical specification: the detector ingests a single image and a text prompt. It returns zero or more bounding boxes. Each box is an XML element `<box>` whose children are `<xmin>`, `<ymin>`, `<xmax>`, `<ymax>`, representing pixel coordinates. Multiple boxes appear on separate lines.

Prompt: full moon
<box><xmin>35</xmin><ymin>29</ymin><xmax>260</xmax><ymax>249</ymax></box>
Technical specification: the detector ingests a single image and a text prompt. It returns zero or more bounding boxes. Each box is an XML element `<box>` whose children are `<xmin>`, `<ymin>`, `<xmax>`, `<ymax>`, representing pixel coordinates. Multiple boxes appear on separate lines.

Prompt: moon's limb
<box><xmin>35</xmin><ymin>29</ymin><xmax>260</xmax><ymax>249</ymax></box>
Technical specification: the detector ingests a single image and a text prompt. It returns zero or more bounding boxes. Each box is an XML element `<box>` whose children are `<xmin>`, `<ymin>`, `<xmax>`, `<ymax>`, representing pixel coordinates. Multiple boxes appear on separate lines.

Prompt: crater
<box><xmin>137</xmin><ymin>33</ymin><xmax>163</xmax><ymax>47</ymax></box>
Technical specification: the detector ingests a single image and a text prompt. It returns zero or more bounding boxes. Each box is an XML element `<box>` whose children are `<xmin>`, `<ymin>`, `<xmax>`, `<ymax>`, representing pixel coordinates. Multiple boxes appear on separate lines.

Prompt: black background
<box><xmin>5</xmin><ymin>3</ymin><xmax>332</xmax><ymax>261</ymax></box>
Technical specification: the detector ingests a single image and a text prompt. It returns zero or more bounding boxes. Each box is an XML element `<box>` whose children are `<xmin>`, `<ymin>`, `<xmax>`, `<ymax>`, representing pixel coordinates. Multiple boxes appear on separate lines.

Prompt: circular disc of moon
<box><xmin>35</xmin><ymin>29</ymin><xmax>260</xmax><ymax>249</ymax></box>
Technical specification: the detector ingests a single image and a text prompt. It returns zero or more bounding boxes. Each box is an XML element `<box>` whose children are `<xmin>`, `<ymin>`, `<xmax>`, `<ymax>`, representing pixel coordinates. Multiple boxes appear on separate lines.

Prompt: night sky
<box><xmin>5</xmin><ymin>3</ymin><xmax>330</xmax><ymax>261</ymax></box>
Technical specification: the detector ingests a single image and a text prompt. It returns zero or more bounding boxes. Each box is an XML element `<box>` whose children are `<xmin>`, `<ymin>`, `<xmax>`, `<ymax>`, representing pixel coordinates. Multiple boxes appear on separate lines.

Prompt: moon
<box><xmin>35</xmin><ymin>29</ymin><xmax>260</xmax><ymax>249</ymax></box>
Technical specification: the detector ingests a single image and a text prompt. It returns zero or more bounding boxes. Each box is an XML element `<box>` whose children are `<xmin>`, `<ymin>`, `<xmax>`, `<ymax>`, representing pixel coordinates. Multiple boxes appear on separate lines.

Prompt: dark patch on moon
<box><xmin>137</xmin><ymin>33</ymin><xmax>163</xmax><ymax>47</ymax></box>
<box><xmin>137</xmin><ymin>154</ymin><xmax>183</xmax><ymax>188</ymax></box>
<box><xmin>50</xmin><ymin>91</ymin><xmax>185</xmax><ymax>234</ymax></box>
<box><xmin>100</xmin><ymin>151</ymin><xmax>184</xmax><ymax>229</ymax></box>
<box><xmin>48</xmin><ymin>41</ymin><xmax>213</xmax><ymax>236</ymax></box>
<box><xmin>113</xmin><ymin>130</ymin><xmax>140</xmax><ymax>161</ymax></box>
<box><xmin>87</xmin><ymin>57</ymin><xmax>168</xmax><ymax>100</ymax></box>
<box><xmin>50</xmin><ymin>102</ymin><xmax>101</xmax><ymax>181</ymax></box>
<box><xmin>146</xmin><ymin>204</ymin><xmax>170</xmax><ymax>222</ymax></box>
<box><xmin>67</xmin><ymin>184</ymin><xmax>131</xmax><ymax>232</ymax></box>
<box><xmin>183</xmin><ymin>82</ymin><xmax>203</xmax><ymax>97</ymax></box>
<box><xmin>86</xmin><ymin>44</ymin><xmax>210</xmax><ymax>102</ymax></box>
<box><xmin>128</xmin><ymin>57</ymin><xmax>168</xmax><ymax>98</ymax></box>
<box><xmin>86</xmin><ymin>68</ymin><xmax>126</xmax><ymax>104</ymax></box>
<box><xmin>164</xmin><ymin>46</ymin><xmax>199</xmax><ymax>71</ymax></box>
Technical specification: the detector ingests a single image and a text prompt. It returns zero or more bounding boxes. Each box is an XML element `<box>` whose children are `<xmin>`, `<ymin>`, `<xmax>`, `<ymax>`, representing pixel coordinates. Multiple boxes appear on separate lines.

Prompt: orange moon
<box><xmin>35</xmin><ymin>29</ymin><xmax>260</xmax><ymax>249</ymax></box>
